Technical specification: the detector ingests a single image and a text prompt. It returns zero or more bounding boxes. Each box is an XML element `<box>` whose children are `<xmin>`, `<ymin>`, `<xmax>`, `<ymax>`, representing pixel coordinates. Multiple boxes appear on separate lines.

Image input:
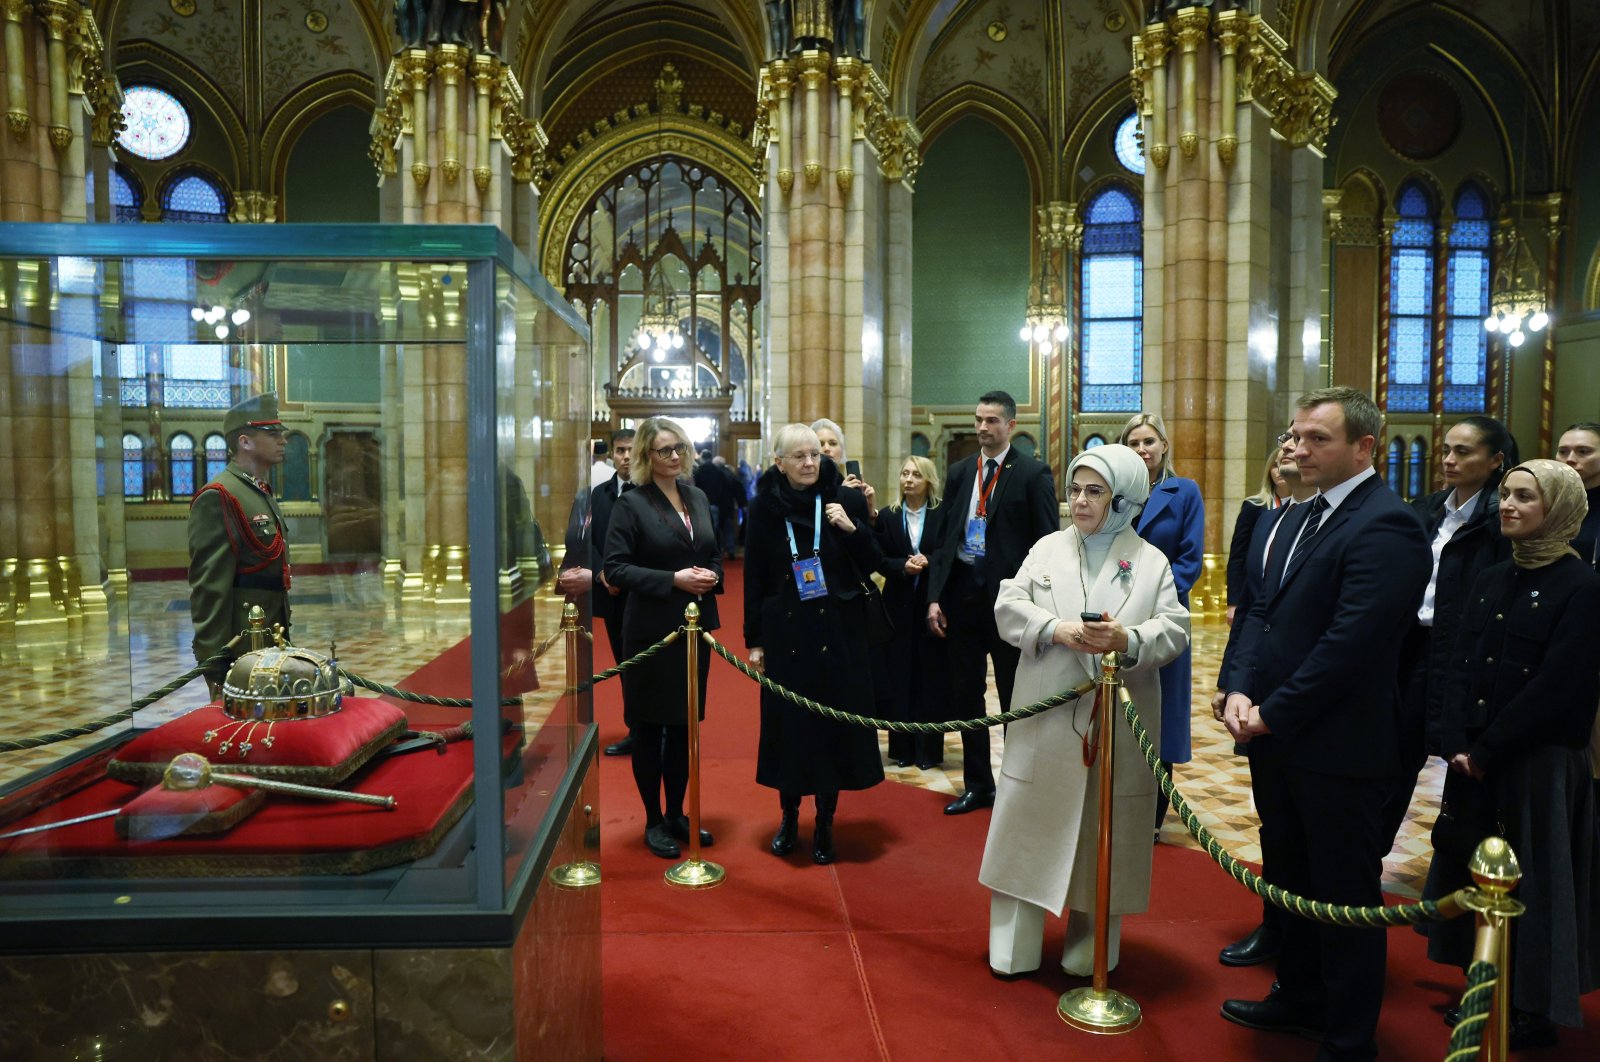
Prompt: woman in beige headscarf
<box><xmin>1424</xmin><ymin>459</ymin><xmax>1600</xmax><ymax>1050</ymax></box>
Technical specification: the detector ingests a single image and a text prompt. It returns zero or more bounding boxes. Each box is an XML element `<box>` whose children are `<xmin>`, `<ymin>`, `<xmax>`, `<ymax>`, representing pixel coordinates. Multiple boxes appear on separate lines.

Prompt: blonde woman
<box><xmin>873</xmin><ymin>455</ymin><xmax>950</xmax><ymax>768</ymax></box>
<box><xmin>1226</xmin><ymin>447</ymin><xmax>1296</xmax><ymax>626</ymax></box>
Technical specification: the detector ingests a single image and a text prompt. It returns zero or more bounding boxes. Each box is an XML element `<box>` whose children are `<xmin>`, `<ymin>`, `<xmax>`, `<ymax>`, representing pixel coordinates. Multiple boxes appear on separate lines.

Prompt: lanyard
<box><xmin>786</xmin><ymin>493</ymin><xmax>822</xmax><ymax>561</ymax></box>
<box><xmin>975</xmin><ymin>458</ymin><xmax>1001</xmax><ymax>517</ymax></box>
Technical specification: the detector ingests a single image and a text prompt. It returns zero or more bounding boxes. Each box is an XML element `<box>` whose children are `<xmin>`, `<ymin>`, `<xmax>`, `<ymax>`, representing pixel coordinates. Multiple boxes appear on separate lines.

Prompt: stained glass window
<box><xmin>123</xmin><ymin>433</ymin><xmax>146</xmax><ymax>498</ymax></box>
<box><xmin>1408</xmin><ymin>437</ymin><xmax>1427</xmax><ymax>499</ymax></box>
<box><xmin>1386</xmin><ymin>181</ymin><xmax>1435</xmax><ymax>413</ymax></box>
<box><xmin>111</xmin><ymin>166</ymin><xmax>143</xmax><ymax>223</ymax></box>
<box><xmin>162</xmin><ymin>173</ymin><xmax>228</xmax><ymax>223</ymax></box>
<box><xmin>1386</xmin><ymin>437</ymin><xmax>1405</xmax><ymax>496</ymax></box>
<box><xmin>165</xmin><ymin>345</ymin><xmax>232</xmax><ymax>408</ymax></box>
<box><xmin>1114</xmin><ymin>112</ymin><xmax>1145</xmax><ymax>176</ymax></box>
<box><xmin>169</xmin><ymin>433</ymin><xmax>195</xmax><ymax>498</ymax></box>
<box><xmin>204</xmin><ymin>432</ymin><xmax>227</xmax><ymax>481</ymax></box>
<box><xmin>1444</xmin><ymin>183</ymin><xmax>1492</xmax><ymax>412</ymax></box>
<box><xmin>119</xmin><ymin>86</ymin><xmax>191</xmax><ymax>161</ymax></box>
<box><xmin>1079</xmin><ymin>185</ymin><xmax>1143</xmax><ymax>412</ymax></box>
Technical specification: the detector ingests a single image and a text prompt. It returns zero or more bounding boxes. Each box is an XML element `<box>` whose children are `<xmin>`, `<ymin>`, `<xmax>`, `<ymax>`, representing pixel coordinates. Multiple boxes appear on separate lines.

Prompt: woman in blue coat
<box><xmin>1119</xmin><ymin>413</ymin><xmax>1204</xmax><ymax>834</ymax></box>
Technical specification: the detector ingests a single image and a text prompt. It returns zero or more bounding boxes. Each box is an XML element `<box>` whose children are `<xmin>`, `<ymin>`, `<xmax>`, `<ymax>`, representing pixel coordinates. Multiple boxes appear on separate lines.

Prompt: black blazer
<box><xmin>561</xmin><ymin>474</ymin><xmax>634</xmax><ymax>622</ymax></box>
<box><xmin>1436</xmin><ymin>554</ymin><xmax>1600</xmax><ymax>773</ymax></box>
<box><xmin>875</xmin><ymin>501</ymin><xmax>950</xmax><ymax>622</ymax></box>
<box><xmin>1229</xmin><ymin>473</ymin><xmax>1432</xmax><ymax>778</ymax></box>
<box><xmin>1218</xmin><ymin>500</ymin><xmax>1291</xmax><ymax>692</ymax></box>
<box><xmin>927</xmin><ymin>448</ymin><xmax>1058</xmax><ymax>604</ymax></box>
<box><xmin>603</xmin><ymin>481</ymin><xmax>722</xmax><ymax>645</ymax></box>
<box><xmin>1225</xmin><ymin>500</ymin><xmax>1273</xmax><ymax>606</ymax></box>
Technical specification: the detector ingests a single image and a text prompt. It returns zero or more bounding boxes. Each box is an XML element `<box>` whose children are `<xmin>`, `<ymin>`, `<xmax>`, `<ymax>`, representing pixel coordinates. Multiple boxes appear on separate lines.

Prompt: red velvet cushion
<box><xmin>108</xmin><ymin>697</ymin><xmax>409</xmax><ymax>787</ymax></box>
<box><xmin>115</xmin><ymin>784</ymin><xmax>265</xmax><ymax>840</ymax></box>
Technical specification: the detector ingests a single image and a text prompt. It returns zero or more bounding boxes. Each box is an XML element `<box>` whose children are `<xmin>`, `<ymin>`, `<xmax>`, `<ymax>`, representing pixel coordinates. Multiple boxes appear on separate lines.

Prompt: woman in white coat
<box><xmin>980</xmin><ymin>443</ymin><xmax>1190</xmax><ymax>978</ymax></box>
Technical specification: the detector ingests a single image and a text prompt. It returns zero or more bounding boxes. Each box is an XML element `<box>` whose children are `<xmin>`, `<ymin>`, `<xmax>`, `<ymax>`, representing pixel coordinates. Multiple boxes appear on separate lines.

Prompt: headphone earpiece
<box><xmin>1110</xmin><ymin>494</ymin><xmax>1127</xmax><ymax>513</ymax></box>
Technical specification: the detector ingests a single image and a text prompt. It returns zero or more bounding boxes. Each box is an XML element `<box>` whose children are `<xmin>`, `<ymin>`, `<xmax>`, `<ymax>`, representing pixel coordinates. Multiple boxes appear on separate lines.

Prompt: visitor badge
<box><xmin>792</xmin><ymin>556</ymin><xmax>828</xmax><ymax>600</ymax></box>
<box><xmin>965</xmin><ymin>516</ymin><xmax>988</xmax><ymax>558</ymax></box>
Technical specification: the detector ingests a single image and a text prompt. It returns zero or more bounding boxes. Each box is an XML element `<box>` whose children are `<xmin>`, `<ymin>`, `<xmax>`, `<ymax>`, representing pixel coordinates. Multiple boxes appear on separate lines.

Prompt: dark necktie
<box><xmin>1283</xmin><ymin>495</ymin><xmax>1329</xmax><ymax>582</ymax></box>
<box><xmin>982</xmin><ymin>458</ymin><xmax>999</xmax><ymax>500</ymax></box>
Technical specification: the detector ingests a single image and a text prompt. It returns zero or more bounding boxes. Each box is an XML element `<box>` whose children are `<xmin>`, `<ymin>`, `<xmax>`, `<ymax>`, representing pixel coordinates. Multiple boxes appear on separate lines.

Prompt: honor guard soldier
<box><xmin>187</xmin><ymin>393</ymin><xmax>292</xmax><ymax>692</ymax></box>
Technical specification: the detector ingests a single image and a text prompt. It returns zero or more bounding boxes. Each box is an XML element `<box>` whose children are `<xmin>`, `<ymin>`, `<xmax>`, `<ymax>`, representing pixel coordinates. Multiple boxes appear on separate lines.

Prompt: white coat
<box><xmin>978</xmin><ymin>526</ymin><xmax>1190</xmax><ymax>917</ymax></box>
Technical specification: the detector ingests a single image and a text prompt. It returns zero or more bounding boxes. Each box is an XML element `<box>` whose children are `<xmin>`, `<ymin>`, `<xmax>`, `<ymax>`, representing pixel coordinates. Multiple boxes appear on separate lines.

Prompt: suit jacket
<box><xmin>1218</xmin><ymin>500</ymin><xmax>1292</xmax><ymax>691</ymax></box>
<box><xmin>1225</xmin><ymin>499</ymin><xmax>1273</xmax><ymax>606</ymax></box>
<box><xmin>1134</xmin><ymin>475</ymin><xmax>1205</xmax><ymax>601</ymax></box>
<box><xmin>187</xmin><ymin>463</ymin><xmax>292</xmax><ymax>674</ymax></box>
<box><xmin>603</xmin><ymin>481</ymin><xmax>722</xmax><ymax>645</ymax></box>
<box><xmin>1229</xmin><ymin>473</ymin><xmax>1431</xmax><ymax>778</ymax></box>
<box><xmin>875</xmin><ymin>501</ymin><xmax>950</xmax><ymax>619</ymax></box>
<box><xmin>562</xmin><ymin>474</ymin><xmax>633</xmax><ymax>623</ymax></box>
<box><xmin>927</xmin><ymin>448</ymin><xmax>1058</xmax><ymax>605</ymax></box>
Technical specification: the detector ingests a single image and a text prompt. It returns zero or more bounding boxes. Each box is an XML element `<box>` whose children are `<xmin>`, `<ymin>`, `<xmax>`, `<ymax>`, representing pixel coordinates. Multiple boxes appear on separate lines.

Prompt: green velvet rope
<box><xmin>1443</xmin><ymin>960</ymin><xmax>1498</xmax><ymax>1061</ymax></box>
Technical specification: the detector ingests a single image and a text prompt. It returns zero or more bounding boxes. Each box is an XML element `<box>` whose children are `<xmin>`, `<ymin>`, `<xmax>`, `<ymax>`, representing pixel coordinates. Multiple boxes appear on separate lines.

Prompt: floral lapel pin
<box><xmin>1117</xmin><ymin>559</ymin><xmax>1133</xmax><ymax>582</ymax></box>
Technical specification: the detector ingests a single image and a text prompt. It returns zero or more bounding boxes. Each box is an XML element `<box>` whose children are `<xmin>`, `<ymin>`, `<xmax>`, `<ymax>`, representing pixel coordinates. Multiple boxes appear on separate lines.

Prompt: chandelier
<box><xmin>189</xmin><ymin>302</ymin><xmax>250</xmax><ymax>340</ymax></box>
<box><xmin>632</xmin><ymin>268</ymin><xmax>684</xmax><ymax>360</ymax></box>
<box><xmin>1018</xmin><ymin>205</ymin><xmax>1071</xmax><ymax>355</ymax></box>
<box><xmin>1481</xmin><ymin>224</ymin><xmax>1548</xmax><ymax>348</ymax></box>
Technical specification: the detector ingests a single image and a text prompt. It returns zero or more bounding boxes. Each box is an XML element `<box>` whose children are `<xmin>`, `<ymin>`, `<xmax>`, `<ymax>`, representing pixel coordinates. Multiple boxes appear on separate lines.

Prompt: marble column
<box><xmin>1135</xmin><ymin>8</ymin><xmax>1334</xmax><ymax>617</ymax></box>
<box><xmin>757</xmin><ymin>52</ymin><xmax>919</xmax><ymax>492</ymax></box>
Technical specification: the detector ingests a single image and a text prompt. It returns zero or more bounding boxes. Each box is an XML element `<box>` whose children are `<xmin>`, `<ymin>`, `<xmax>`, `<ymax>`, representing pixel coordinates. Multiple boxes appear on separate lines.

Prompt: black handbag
<box><xmin>857</xmin><ymin>574</ymin><xmax>895</xmax><ymax>647</ymax></box>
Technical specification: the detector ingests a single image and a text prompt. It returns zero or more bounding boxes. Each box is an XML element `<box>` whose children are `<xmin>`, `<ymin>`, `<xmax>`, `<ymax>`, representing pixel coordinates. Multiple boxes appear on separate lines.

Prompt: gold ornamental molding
<box><xmin>757</xmin><ymin>57</ymin><xmax>920</xmax><ymax>191</ymax></box>
<box><xmin>538</xmin><ymin>111</ymin><xmax>759</xmax><ymax>283</ymax></box>
<box><xmin>1131</xmin><ymin>9</ymin><xmax>1335</xmax><ymax>168</ymax></box>
<box><xmin>5</xmin><ymin>0</ymin><xmax>116</xmax><ymax>147</ymax></box>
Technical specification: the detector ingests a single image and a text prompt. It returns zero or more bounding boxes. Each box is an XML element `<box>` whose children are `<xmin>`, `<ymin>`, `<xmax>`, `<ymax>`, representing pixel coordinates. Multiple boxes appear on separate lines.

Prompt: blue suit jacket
<box><xmin>1229</xmin><ymin>473</ymin><xmax>1431</xmax><ymax>779</ymax></box>
<box><xmin>1135</xmin><ymin>476</ymin><xmax>1204</xmax><ymax>602</ymax></box>
<box><xmin>1217</xmin><ymin>500</ymin><xmax>1290</xmax><ymax>692</ymax></box>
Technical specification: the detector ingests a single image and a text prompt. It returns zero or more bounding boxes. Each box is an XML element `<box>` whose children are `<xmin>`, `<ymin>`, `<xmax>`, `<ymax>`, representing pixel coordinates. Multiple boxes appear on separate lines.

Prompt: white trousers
<box><xmin>988</xmin><ymin>893</ymin><xmax>1121</xmax><ymax>976</ymax></box>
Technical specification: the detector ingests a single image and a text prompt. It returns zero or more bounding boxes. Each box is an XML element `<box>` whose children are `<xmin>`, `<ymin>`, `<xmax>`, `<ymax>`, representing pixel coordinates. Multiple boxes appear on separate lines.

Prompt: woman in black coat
<box><xmin>874</xmin><ymin>455</ymin><xmax>950</xmax><ymax>769</ymax></box>
<box><xmin>1224</xmin><ymin>447</ymin><xmax>1291</xmax><ymax>625</ymax></box>
<box><xmin>746</xmin><ymin>423</ymin><xmax>884</xmax><ymax>864</ymax></box>
<box><xmin>604</xmin><ymin>417</ymin><xmax>723</xmax><ymax>860</ymax></box>
<box><xmin>1423</xmin><ymin>459</ymin><xmax>1600</xmax><ymax>1050</ymax></box>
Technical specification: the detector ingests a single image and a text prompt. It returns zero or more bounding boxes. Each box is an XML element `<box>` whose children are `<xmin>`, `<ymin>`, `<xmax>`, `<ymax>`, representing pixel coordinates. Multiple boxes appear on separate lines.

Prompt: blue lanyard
<box><xmin>786</xmin><ymin>494</ymin><xmax>822</xmax><ymax>560</ymax></box>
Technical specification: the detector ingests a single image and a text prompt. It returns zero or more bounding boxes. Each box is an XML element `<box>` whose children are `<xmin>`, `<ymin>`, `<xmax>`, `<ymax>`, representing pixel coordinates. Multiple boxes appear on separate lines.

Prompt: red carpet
<box><xmin>597</xmin><ymin>562</ymin><xmax>1600</xmax><ymax>1060</ymax></box>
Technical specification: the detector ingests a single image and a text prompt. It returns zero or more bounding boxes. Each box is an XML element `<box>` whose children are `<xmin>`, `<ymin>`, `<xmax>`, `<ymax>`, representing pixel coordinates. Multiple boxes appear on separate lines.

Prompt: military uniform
<box><xmin>187</xmin><ymin>395</ymin><xmax>292</xmax><ymax>678</ymax></box>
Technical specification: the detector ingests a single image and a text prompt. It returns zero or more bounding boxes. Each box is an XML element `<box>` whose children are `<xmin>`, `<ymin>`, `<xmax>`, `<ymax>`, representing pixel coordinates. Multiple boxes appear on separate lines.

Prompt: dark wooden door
<box><xmin>323</xmin><ymin>431</ymin><xmax>382</xmax><ymax>557</ymax></box>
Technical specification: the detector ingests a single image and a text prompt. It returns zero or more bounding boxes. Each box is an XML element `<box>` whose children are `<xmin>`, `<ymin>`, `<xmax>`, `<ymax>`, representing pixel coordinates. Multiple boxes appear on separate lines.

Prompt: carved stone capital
<box><xmin>228</xmin><ymin>190</ymin><xmax>277</xmax><ymax>223</ymax></box>
<box><xmin>803</xmin><ymin>160</ymin><xmax>821</xmax><ymax>186</ymax></box>
<box><xmin>777</xmin><ymin>168</ymin><xmax>795</xmax><ymax>193</ymax></box>
<box><xmin>1140</xmin><ymin>23</ymin><xmax>1171</xmax><ymax>65</ymax></box>
<box><xmin>1149</xmin><ymin>142</ymin><xmax>1170</xmax><ymax>168</ymax></box>
<box><xmin>434</xmin><ymin>44</ymin><xmax>468</xmax><ymax>85</ymax></box>
<box><xmin>7</xmin><ymin>111</ymin><xmax>29</xmax><ymax>140</ymax></box>
<box><xmin>48</xmin><ymin>124</ymin><xmax>71</xmax><ymax>149</ymax></box>
<box><xmin>797</xmin><ymin>50</ymin><xmax>831</xmax><ymax>89</ymax></box>
<box><xmin>2</xmin><ymin>0</ymin><xmax>31</xmax><ymax>24</ymax></box>
<box><xmin>412</xmin><ymin>161</ymin><xmax>431</xmax><ymax>189</ymax></box>
<box><xmin>836</xmin><ymin>167</ymin><xmax>853</xmax><ymax>195</ymax></box>
<box><xmin>440</xmin><ymin>157</ymin><xmax>462</xmax><ymax>184</ymax></box>
<box><xmin>1172</xmin><ymin>6</ymin><xmax>1211</xmax><ymax>50</ymax></box>
<box><xmin>473</xmin><ymin>166</ymin><xmax>492</xmax><ymax>192</ymax></box>
<box><xmin>768</xmin><ymin>60</ymin><xmax>795</xmax><ymax>98</ymax></box>
<box><xmin>404</xmin><ymin>48</ymin><xmax>433</xmax><ymax>91</ymax></box>
<box><xmin>1217</xmin><ymin>136</ymin><xmax>1237</xmax><ymax>164</ymax></box>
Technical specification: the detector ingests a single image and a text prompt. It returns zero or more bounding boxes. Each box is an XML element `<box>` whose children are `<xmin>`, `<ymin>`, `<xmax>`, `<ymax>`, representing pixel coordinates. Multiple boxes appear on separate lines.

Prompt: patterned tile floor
<box><xmin>0</xmin><ymin>580</ymin><xmax>1440</xmax><ymax>897</ymax></box>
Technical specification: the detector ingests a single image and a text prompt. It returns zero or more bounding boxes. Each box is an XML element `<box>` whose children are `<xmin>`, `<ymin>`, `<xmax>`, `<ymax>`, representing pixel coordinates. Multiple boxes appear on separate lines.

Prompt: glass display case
<box><xmin>0</xmin><ymin>224</ymin><xmax>595</xmax><ymax>951</ymax></box>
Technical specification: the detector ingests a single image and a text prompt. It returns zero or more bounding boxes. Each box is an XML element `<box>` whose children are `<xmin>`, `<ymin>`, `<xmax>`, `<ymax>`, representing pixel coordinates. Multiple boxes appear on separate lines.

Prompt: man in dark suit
<box><xmin>1221</xmin><ymin>388</ymin><xmax>1432</xmax><ymax>1062</ymax></box>
<box><xmin>559</xmin><ymin>428</ymin><xmax>636</xmax><ymax>755</ymax></box>
<box><xmin>1212</xmin><ymin>425</ymin><xmax>1311</xmax><ymax>968</ymax></box>
<box><xmin>926</xmin><ymin>390</ymin><xmax>1059</xmax><ymax>814</ymax></box>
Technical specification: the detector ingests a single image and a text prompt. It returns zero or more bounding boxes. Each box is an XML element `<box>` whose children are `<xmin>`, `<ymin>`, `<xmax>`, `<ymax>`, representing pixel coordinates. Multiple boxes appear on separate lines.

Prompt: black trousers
<box><xmin>1254</xmin><ymin>738</ymin><xmax>1392</xmax><ymax>1062</ymax></box>
<box><xmin>943</xmin><ymin>562</ymin><xmax>1019</xmax><ymax>793</ymax></box>
<box><xmin>1381</xmin><ymin>623</ymin><xmax>1432</xmax><ymax>848</ymax></box>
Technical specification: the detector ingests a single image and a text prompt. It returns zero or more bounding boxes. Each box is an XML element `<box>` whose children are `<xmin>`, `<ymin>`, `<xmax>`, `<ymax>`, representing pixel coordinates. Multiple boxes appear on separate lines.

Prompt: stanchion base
<box><xmin>1058</xmin><ymin>986</ymin><xmax>1141</xmax><ymax>1034</ymax></box>
<box><xmin>664</xmin><ymin>858</ymin><xmax>726</xmax><ymax>889</ymax></box>
<box><xmin>549</xmin><ymin>861</ymin><xmax>602</xmax><ymax>889</ymax></box>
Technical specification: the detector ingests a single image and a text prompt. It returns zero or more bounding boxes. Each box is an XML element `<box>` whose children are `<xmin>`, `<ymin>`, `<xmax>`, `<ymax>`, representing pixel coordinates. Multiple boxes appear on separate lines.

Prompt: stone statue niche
<box><xmin>833</xmin><ymin>0</ymin><xmax>864</xmax><ymax>57</ymax></box>
<box><xmin>395</xmin><ymin>0</ymin><xmax>506</xmax><ymax>55</ymax></box>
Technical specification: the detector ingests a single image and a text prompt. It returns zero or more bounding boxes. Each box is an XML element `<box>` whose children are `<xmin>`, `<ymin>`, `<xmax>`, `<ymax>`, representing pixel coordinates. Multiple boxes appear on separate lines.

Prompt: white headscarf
<box><xmin>1066</xmin><ymin>444</ymin><xmax>1151</xmax><ymax>540</ymax></box>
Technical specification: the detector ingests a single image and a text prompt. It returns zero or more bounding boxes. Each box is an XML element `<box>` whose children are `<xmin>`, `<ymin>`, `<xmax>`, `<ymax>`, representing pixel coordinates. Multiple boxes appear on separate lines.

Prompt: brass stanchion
<box><xmin>550</xmin><ymin>602</ymin><xmax>602</xmax><ymax>889</ymax></box>
<box><xmin>1461</xmin><ymin>837</ymin><xmax>1524</xmax><ymax>1061</ymax></box>
<box><xmin>1058</xmin><ymin>651</ymin><xmax>1141</xmax><ymax>1034</ymax></box>
<box><xmin>666</xmin><ymin>602</ymin><xmax>725</xmax><ymax>888</ymax></box>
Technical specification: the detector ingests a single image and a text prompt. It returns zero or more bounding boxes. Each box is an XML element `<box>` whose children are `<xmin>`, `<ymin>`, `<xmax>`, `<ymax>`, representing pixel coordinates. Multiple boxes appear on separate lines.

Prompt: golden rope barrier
<box><xmin>1058</xmin><ymin>651</ymin><xmax>1140</xmax><ymax>1034</ymax></box>
<box><xmin>550</xmin><ymin>601</ymin><xmax>601</xmax><ymax>889</ymax></box>
<box><xmin>666</xmin><ymin>602</ymin><xmax>724</xmax><ymax>889</ymax></box>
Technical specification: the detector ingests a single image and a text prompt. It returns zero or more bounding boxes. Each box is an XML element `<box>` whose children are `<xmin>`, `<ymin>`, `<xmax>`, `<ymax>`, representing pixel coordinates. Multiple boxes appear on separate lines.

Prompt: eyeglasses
<box><xmin>1276</xmin><ymin>431</ymin><xmax>1293</xmax><ymax>445</ymax></box>
<box><xmin>1067</xmin><ymin>484</ymin><xmax>1109</xmax><ymax>500</ymax></box>
<box><xmin>651</xmin><ymin>443</ymin><xmax>688</xmax><ymax>459</ymax></box>
<box><xmin>784</xmin><ymin>451</ymin><xmax>822</xmax><ymax>464</ymax></box>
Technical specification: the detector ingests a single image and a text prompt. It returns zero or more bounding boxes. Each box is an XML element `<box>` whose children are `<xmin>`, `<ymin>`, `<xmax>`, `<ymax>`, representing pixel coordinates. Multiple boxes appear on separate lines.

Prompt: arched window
<box><xmin>1387</xmin><ymin>180</ymin><xmax>1436</xmax><ymax>413</ymax></box>
<box><xmin>281</xmin><ymin>431</ymin><xmax>312</xmax><ymax>501</ymax></box>
<box><xmin>1079</xmin><ymin>184</ymin><xmax>1143</xmax><ymax>413</ymax></box>
<box><xmin>1408</xmin><ymin>437</ymin><xmax>1428</xmax><ymax>499</ymax></box>
<box><xmin>1444</xmin><ymin>183</ymin><xmax>1492</xmax><ymax>412</ymax></box>
<box><xmin>162</xmin><ymin>172</ymin><xmax>228</xmax><ymax>223</ymax></box>
<box><xmin>1386</xmin><ymin>437</ymin><xmax>1405</xmax><ymax>496</ymax></box>
<box><xmin>1113</xmin><ymin>111</ymin><xmax>1145</xmax><ymax>176</ymax></box>
<box><xmin>111</xmin><ymin>165</ymin><xmax>143</xmax><ymax>223</ymax></box>
<box><xmin>123</xmin><ymin>432</ymin><xmax>146</xmax><ymax>499</ymax></box>
<box><xmin>118</xmin><ymin>85</ymin><xmax>191</xmax><ymax>161</ymax></box>
<box><xmin>204</xmin><ymin>432</ymin><xmax>227</xmax><ymax>481</ymax></box>
<box><xmin>168</xmin><ymin>432</ymin><xmax>196</xmax><ymax>498</ymax></box>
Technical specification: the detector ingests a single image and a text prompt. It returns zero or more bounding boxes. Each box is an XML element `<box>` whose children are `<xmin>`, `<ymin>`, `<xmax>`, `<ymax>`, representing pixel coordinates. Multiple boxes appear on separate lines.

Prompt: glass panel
<box><xmin>162</xmin><ymin>175</ymin><xmax>227</xmax><ymax>223</ymax></box>
<box><xmin>1387</xmin><ymin>437</ymin><xmax>1405</xmax><ymax>494</ymax></box>
<box><xmin>0</xmin><ymin>226</ymin><xmax>592</xmax><ymax>941</ymax></box>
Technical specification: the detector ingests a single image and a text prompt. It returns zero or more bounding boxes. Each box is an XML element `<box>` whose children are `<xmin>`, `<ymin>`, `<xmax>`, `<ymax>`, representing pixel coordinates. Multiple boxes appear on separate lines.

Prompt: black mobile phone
<box><xmin>1080</xmin><ymin>611</ymin><xmax>1103</xmax><ymax>624</ymax></box>
<box><xmin>845</xmin><ymin>459</ymin><xmax>862</xmax><ymax>478</ymax></box>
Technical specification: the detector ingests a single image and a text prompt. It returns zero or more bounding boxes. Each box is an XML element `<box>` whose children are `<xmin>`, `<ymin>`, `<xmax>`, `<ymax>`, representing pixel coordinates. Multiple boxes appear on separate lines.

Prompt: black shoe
<box><xmin>771</xmin><ymin>793</ymin><xmax>800</xmax><ymax>856</ymax></box>
<box><xmin>1219</xmin><ymin>997</ymin><xmax>1323</xmax><ymax>1043</ymax></box>
<box><xmin>644</xmin><ymin>823</ymin><xmax>680</xmax><ymax>859</ymax></box>
<box><xmin>1442</xmin><ymin>1006</ymin><xmax>1462</xmax><ymax>1028</ymax></box>
<box><xmin>916</xmin><ymin>760</ymin><xmax>943</xmax><ymax>770</ymax></box>
<box><xmin>1509</xmin><ymin>1011</ymin><xmax>1558</xmax><ymax>1051</ymax></box>
<box><xmin>1218</xmin><ymin>923</ymin><xmax>1281</xmax><ymax>967</ymax></box>
<box><xmin>666</xmin><ymin>814</ymin><xmax>714</xmax><ymax>847</ymax></box>
<box><xmin>604</xmin><ymin>735</ymin><xmax>634</xmax><ymax>756</ymax></box>
<box><xmin>812</xmin><ymin>820</ymin><xmax>836</xmax><ymax>864</ymax></box>
<box><xmin>894</xmin><ymin>757</ymin><xmax>915</xmax><ymax>768</ymax></box>
<box><xmin>944</xmin><ymin>788</ymin><xmax>995</xmax><ymax>815</ymax></box>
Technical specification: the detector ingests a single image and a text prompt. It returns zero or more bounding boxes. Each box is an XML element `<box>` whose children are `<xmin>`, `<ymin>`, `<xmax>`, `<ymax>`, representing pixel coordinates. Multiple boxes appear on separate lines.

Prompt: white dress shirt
<box><xmin>1417</xmin><ymin>488</ymin><xmax>1480</xmax><ymax>626</ymax></box>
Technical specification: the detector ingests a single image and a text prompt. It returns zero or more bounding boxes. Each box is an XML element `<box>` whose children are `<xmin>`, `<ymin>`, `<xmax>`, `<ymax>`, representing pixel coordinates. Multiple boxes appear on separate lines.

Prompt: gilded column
<box><xmin>1376</xmin><ymin>213</ymin><xmax>1395</xmax><ymax>411</ymax></box>
<box><xmin>1539</xmin><ymin>196</ymin><xmax>1562</xmax><ymax>455</ymax></box>
<box><xmin>798</xmin><ymin>51</ymin><xmax>828</xmax><ymax>187</ymax></box>
<box><xmin>3</xmin><ymin>0</ymin><xmax>28</xmax><ymax>143</ymax></box>
<box><xmin>1140</xmin><ymin>24</ymin><xmax>1171</xmax><ymax>169</ymax></box>
<box><xmin>1173</xmin><ymin>6</ymin><xmax>1210</xmax><ymax>161</ymax></box>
